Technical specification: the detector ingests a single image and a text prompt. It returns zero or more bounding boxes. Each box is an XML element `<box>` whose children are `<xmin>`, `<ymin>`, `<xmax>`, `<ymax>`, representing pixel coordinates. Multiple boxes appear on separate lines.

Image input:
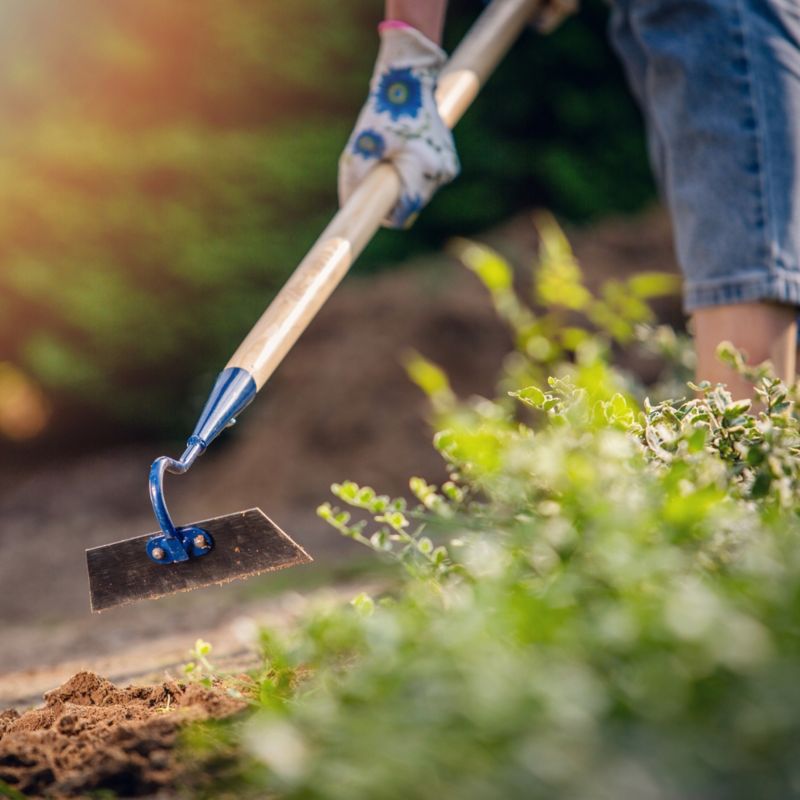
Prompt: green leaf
<box><xmin>513</xmin><ymin>385</ymin><xmax>546</xmax><ymax>408</ymax></box>
<box><xmin>686</xmin><ymin>426</ymin><xmax>707</xmax><ymax>453</ymax></box>
<box><xmin>453</xmin><ymin>239</ymin><xmax>513</xmax><ymax>293</ymax></box>
<box><xmin>750</xmin><ymin>470</ymin><xmax>772</xmax><ymax>498</ymax></box>
<box><xmin>0</xmin><ymin>780</ymin><xmax>28</xmax><ymax>800</ymax></box>
<box><xmin>333</xmin><ymin>481</ymin><xmax>359</xmax><ymax>502</ymax></box>
<box><xmin>404</xmin><ymin>352</ymin><xmax>453</xmax><ymax>402</ymax></box>
<box><xmin>626</xmin><ymin>271</ymin><xmax>681</xmax><ymax>299</ymax></box>
<box><xmin>560</xmin><ymin>326</ymin><xmax>589</xmax><ymax>350</ymax></box>
<box><xmin>195</xmin><ymin>639</ymin><xmax>212</xmax><ymax>657</ymax></box>
<box><xmin>370</xmin><ymin>495</ymin><xmax>390</xmax><ymax>513</ymax></box>
<box><xmin>370</xmin><ymin>531</ymin><xmax>391</xmax><ymax>551</ymax></box>
<box><xmin>356</xmin><ymin>487</ymin><xmax>375</xmax><ymax>505</ymax></box>
<box><xmin>724</xmin><ymin>399</ymin><xmax>752</xmax><ymax>417</ymax></box>
<box><xmin>351</xmin><ymin>592</ymin><xmax>375</xmax><ymax>617</ymax></box>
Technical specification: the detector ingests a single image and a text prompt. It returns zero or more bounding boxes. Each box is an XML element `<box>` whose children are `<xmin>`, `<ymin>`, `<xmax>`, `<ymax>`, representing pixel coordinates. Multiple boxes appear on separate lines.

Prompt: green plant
<box><xmin>186</xmin><ymin>225</ymin><xmax>800</xmax><ymax>800</ymax></box>
<box><xmin>0</xmin><ymin>779</ymin><xmax>27</xmax><ymax>800</ymax></box>
<box><xmin>182</xmin><ymin>638</ymin><xmax>217</xmax><ymax>686</ymax></box>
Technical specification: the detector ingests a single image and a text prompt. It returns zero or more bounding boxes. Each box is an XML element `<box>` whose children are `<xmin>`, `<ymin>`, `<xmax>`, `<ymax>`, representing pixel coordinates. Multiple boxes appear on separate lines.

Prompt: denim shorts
<box><xmin>608</xmin><ymin>0</ymin><xmax>800</xmax><ymax>313</ymax></box>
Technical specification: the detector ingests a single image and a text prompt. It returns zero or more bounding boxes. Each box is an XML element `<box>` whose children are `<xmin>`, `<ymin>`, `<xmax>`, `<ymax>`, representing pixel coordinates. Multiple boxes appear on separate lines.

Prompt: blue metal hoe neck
<box><xmin>149</xmin><ymin>443</ymin><xmax>203</xmax><ymax>537</ymax></box>
<box><xmin>146</xmin><ymin>367</ymin><xmax>257</xmax><ymax>564</ymax></box>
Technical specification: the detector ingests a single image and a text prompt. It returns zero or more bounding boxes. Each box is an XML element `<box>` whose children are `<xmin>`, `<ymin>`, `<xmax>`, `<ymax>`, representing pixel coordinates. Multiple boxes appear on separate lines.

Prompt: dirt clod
<box><xmin>0</xmin><ymin>670</ymin><xmax>246</xmax><ymax>797</ymax></box>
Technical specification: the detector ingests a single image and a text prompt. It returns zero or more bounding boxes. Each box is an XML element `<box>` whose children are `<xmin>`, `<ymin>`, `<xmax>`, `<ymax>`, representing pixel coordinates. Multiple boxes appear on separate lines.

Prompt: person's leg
<box><xmin>608</xmin><ymin>0</ymin><xmax>800</xmax><ymax>395</ymax></box>
<box><xmin>694</xmin><ymin>303</ymin><xmax>797</xmax><ymax>397</ymax></box>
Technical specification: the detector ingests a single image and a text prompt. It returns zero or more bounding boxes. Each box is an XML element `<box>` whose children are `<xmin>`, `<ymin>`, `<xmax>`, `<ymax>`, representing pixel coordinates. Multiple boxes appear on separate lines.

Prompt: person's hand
<box><xmin>338</xmin><ymin>24</ymin><xmax>459</xmax><ymax>229</ymax></box>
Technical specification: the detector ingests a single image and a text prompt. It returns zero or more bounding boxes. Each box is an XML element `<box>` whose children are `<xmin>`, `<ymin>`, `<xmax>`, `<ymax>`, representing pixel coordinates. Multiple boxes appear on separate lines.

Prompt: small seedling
<box><xmin>183</xmin><ymin>638</ymin><xmax>216</xmax><ymax>686</ymax></box>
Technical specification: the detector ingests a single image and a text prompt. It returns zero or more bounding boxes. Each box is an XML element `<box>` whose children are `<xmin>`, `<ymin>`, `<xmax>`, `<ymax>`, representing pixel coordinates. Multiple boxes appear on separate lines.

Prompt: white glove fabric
<box><xmin>338</xmin><ymin>25</ymin><xmax>460</xmax><ymax>229</ymax></box>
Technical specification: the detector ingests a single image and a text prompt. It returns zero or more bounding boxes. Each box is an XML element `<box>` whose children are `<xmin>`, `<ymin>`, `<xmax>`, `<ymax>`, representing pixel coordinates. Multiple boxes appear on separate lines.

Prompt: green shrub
<box><xmin>184</xmin><ymin>223</ymin><xmax>800</xmax><ymax>799</ymax></box>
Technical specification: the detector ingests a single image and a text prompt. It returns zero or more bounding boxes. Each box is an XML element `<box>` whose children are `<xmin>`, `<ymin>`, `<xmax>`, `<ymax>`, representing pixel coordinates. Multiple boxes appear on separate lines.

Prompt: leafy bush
<box><xmin>183</xmin><ymin>222</ymin><xmax>800</xmax><ymax>799</ymax></box>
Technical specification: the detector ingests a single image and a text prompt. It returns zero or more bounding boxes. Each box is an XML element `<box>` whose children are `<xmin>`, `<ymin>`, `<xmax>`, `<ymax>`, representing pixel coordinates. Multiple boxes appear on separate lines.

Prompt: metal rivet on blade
<box><xmin>194</xmin><ymin>534</ymin><xmax>209</xmax><ymax>549</ymax></box>
<box><xmin>151</xmin><ymin>547</ymin><xmax>166</xmax><ymax>560</ymax></box>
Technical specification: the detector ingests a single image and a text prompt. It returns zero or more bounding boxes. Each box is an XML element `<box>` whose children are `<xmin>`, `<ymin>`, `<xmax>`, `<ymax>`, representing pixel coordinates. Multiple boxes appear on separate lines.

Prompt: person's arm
<box><xmin>385</xmin><ymin>0</ymin><xmax>449</xmax><ymax>45</ymax></box>
<box><xmin>338</xmin><ymin>0</ymin><xmax>459</xmax><ymax>229</ymax></box>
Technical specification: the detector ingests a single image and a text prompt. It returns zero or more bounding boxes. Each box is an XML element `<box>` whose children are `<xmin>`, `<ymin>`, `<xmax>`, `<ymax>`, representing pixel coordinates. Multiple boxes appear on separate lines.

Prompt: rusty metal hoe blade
<box><xmin>87</xmin><ymin>508</ymin><xmax>311</xmax><ymax>612</ymax></box>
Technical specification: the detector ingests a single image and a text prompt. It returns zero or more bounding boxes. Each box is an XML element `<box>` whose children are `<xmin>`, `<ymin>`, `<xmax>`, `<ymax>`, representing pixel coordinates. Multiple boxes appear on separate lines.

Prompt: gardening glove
<box><xmin>338</xmin><ymin>23</ymin><xmax>459</xmax><ymax>230</ymax></box>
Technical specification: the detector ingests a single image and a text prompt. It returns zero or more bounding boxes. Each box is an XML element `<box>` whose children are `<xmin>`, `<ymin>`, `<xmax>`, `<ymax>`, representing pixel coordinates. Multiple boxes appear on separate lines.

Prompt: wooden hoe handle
<box><xmin>227</xmin><ymin>0</ymin><xmax>545</xmax><ymax>389</ymax></box>
<box><xmin>138</xmin><ymin>0</ymin><xmax>549</xmax><ymax>567</ymax></box>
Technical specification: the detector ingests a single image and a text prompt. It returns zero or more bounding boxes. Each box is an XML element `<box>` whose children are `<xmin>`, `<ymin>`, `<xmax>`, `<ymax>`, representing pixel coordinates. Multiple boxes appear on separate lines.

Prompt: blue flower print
<box><xmin>389</xmin><ymin>193</ymin><xmax>423</xmax><ymax>228</ymax></box>
<box><xmin>352</xmin><ymin>129</ymin><xmax>386</xmax><ymax>160</ymax></box>
<box><xmin>375</xmin><ymin>67</ymin><xmax>423</xmax><ymax>120</ymax></box>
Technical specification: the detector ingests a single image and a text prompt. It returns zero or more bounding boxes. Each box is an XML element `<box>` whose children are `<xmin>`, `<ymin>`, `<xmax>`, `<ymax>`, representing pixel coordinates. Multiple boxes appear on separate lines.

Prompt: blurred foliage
<box><xmin>0</xmin><ymin>0</ymin><xmax>652</xmax><ymax>437</ymax></box>
<box><xmin>184</xmin><ymin>224</ymin><xmax>800</xmax><ymax>800</ymax></box>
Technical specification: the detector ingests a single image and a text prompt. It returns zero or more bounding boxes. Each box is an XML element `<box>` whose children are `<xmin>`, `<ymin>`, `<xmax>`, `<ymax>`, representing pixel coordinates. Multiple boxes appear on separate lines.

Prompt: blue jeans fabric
<box><xmin>608</xmin><ymin>0</ymin><xmax>800</xmax><ymax>312</ymax></box>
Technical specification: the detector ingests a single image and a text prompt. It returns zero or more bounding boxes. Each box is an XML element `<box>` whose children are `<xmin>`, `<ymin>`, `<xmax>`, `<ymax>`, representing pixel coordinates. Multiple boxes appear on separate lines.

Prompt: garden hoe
<box><xmin>86</xmin><ymin>0</ymin><xmax>559</xmax><ymax>611</ymax></box>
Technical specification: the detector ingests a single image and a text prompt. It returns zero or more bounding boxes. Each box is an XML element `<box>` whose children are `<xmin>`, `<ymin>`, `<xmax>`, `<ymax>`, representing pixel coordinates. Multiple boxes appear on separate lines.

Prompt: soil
<box><xmin>0</xmin><ymin>671</ymin><xmax>246</xmax><ymax>798</ymax></box>
<box><xmin>0</xmin><ymin>208</ymin><xmax>681</xmax><ymax>698</ymax></box>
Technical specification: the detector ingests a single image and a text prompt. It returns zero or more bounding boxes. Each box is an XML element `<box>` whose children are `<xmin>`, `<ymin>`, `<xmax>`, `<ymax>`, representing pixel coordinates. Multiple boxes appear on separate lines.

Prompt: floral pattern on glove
<box><xmin>338</xmin><ymin>26</ymin><xmax>460</xmax><ymax>230</ymax></box>
<box><xmin>352</xmin><ymin>129</ymin><xmax>386</xmax><ymax>160</ymax></box>
<box><xmin>390</xmin><ymin>193</ymin><xmax>424</xmax><ymax>229</ymax></box>
<box><xmin>375</xmin><ymin>67</ymin><xmax>423</xmax><ymax>120</ymax></box>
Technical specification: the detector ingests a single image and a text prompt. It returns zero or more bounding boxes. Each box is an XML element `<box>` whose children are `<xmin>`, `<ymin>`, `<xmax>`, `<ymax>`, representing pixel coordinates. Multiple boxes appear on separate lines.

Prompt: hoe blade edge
<box><xmin>86</xmin><ymin>508</ymin><xmax>312</xmax><ymax>612</ymax></box>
